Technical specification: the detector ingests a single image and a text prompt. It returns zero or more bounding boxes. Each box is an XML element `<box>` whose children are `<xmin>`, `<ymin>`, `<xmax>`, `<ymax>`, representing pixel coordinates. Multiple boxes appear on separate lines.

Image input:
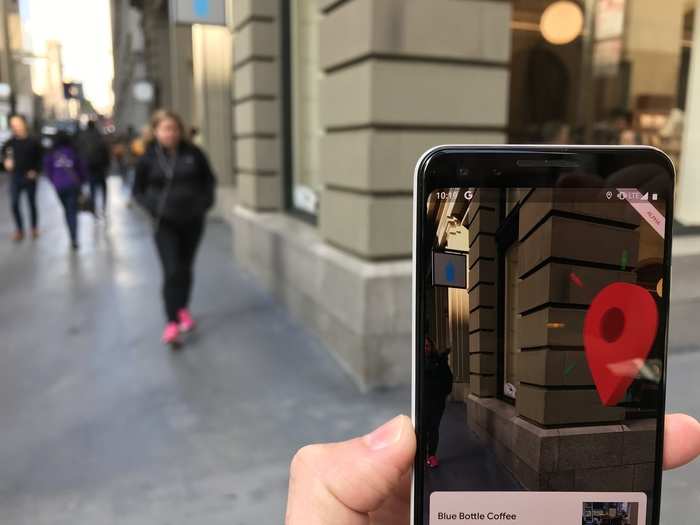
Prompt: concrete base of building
<box><xmin>466</xmin><ymin>394</ymin><xmax>656</xmax><ymax>492</ymax></box>
<box><xmin>226</xmin><ymin>204</ymin><xmax>412</xmax><ymax>390</ymax></box>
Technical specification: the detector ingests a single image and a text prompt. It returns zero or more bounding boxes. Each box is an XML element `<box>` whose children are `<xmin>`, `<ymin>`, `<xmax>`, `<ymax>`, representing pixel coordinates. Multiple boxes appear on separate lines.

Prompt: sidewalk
<box><xmin>0</xmin><ymin>176</ymin><xmax>698</xmax><ymax>523</ymax></box>
<box><xmin>0</xmin><ymin>177</ymin><xmax>407</xmax><ymax>524</ymax></box>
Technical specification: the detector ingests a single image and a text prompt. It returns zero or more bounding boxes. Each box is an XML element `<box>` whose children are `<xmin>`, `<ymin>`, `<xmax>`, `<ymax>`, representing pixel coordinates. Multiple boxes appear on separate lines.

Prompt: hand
<box><xmin>663</xmin><ymin>413</ymin><xmax>700</xmax><ymax>469</ymax></box>
<box><xmin>286</xmin><ymin>413</ymin><xmax>700</xmax><ymax>525</ymax></box>
<box><xmin>3</xmin><ymin>158</ymin><xmax>13</xmax><ymax>172</ymax></box>
<box><xmin>26</xmin><ymin>169</ymin><xmax>38</xmax><ymax>180</ymax></box>
<box><xmin>287</xmin><ymin>415</ymin><xmax>415</xmax><ymax>525</ymax></box>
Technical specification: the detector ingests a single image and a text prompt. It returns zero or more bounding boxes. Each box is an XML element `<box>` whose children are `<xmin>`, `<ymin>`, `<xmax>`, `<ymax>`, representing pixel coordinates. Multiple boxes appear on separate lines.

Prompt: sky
<box><xmin>18</xmin><ymin>0</ymin><xmax>114</xmax><ymax>113</ymax></box>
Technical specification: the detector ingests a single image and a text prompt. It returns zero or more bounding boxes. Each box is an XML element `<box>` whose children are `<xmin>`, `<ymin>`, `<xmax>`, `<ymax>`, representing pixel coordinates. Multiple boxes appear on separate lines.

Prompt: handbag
<box><xmin>77</xmin><ymin>190</ymin><xmax>94</xmax><ymax>213</ymax></box>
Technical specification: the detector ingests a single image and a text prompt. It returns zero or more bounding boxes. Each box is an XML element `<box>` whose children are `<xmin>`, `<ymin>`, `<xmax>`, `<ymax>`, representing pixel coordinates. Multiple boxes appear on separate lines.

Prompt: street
<box><xmin>0</xmin><ymin>177</ymin><xmax>698</xmax><ymax>524</ymax></box>
<box><xmin>0</xmin><ymin>178</ymin><xmax>407</xmax><ymax>524</ymax></box>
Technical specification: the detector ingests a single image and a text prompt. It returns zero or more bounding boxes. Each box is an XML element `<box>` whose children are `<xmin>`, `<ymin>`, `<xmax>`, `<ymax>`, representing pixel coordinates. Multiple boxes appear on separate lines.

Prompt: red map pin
<box><xmin>583</xmin><ymin>282</ymin><xmax>659</xmax><ymax>407</ymax></box>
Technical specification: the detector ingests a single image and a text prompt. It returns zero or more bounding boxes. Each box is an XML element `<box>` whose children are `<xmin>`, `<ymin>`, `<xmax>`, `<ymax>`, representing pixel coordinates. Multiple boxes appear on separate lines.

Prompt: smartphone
<box><xmin>412</xmin><ymin>146</ymin><xmax>674</xmax><ymax>525</ymax></box>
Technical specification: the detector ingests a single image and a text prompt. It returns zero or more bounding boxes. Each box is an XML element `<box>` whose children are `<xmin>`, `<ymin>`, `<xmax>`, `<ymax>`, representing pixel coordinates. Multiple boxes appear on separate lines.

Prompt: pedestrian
<box><xmin>132</xmin><ymin>109</ymin><xmax>216</xmax><ymax>347</ymax></box>
<box><xmin>1</xmin><ymin>114</ymin><xmax>43</xmax><ymax>242</ymax></box>
<box><xmin>43</xmin><ymin>131</ymin><xmax>86</xmax><ymax>250</ymax></box>
<box><xmin>423</xmin><ymin>336</ymin><xmax>453</xmax><ymax>469</ymax></box>
<box><xmin>77</xmin><ymin>119</ymin><xmax>111</xmax><ymax>217</ymax></box>
<box><xmin>126</xmin><ymin>124</ymin><xmax>152</xmax><ymax>207</ymax></box>
<box><xmin>111</xmin><ymin>135</ymin><xmax>128</xmax><ymax>178</ymax></box>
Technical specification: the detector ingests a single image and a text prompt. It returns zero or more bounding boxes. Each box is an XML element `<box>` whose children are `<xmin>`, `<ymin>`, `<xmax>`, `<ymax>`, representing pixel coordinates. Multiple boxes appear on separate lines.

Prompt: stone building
<box><xmin>113</xmin><ymin>0</ymin><xmax>700</xmax><ymax>389</ymax></box>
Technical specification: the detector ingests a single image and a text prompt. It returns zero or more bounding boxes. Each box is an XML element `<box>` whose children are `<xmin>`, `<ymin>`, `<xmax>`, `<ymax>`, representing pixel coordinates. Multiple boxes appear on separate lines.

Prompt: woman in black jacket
<box><xmin>133</xmin><ymin>109</ymin><xmax>216</xmax><ymax>347</ymax></box>
<box><xmin>423</xmin><ymin>336</ymin><xmax>453</xmax><ymax>468</ymax></box>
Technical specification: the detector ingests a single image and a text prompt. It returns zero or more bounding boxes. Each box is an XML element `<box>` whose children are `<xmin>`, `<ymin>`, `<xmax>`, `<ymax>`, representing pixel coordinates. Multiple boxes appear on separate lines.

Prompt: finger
<box><xmin>663</xmin><ymin>413</ymin><xmax>700</xmax><ymax>470</ymax></box>
<box><xmin>286</xmin><ymin>415</ymin><xmax>416</xmax><ymax>525</ymax></box>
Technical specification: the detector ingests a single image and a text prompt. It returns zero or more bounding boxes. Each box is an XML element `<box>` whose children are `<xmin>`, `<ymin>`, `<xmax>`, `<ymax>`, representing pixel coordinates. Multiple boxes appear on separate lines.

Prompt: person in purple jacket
<box><xmin>43</xmin><ymin>131</ymin><xmax>87</xmax><ymax>250</ymax></box>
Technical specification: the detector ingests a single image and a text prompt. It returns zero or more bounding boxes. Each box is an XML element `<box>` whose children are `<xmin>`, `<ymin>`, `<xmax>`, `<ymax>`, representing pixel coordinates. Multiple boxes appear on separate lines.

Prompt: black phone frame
<box><xmin>413</xmin><ymin>145</ymin><xmax>675</xmax><ymax>525</ymax></box>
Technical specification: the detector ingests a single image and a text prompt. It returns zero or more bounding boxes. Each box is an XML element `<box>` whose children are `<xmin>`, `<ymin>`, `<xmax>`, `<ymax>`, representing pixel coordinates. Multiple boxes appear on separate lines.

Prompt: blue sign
<box><xmin>432</xmin><ymin>252</ymin><xmax>467</xmax><ymax>289</ymax></box>
<box><xmin>194</xmin><ymin>0</ymin><xmax>209</xmax><ymax>18</ymax></box>
<box><xmin>445</xmin><ymin>261</ymin><xmax>456</xmax><ymax>284</ymax></box>
<box><xmin>171</xmin><ymin>0</ymin><xmax>226</xmax><ymax>25</ymax></box>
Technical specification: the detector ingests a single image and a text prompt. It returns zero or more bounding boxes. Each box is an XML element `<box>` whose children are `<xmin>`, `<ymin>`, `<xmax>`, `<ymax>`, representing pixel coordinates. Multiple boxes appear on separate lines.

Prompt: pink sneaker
<box><xmin>178</xmin><ymin>308</ymin><xmax>196</xmax><ymax>333</ymax></box>
<box><xmin>161</xmin><ymin>322</ymin><xmax>181</xmax><ymax>345</ymax></box>
<box><xmin>426</xmin><ymin>455</ymin><xmax>440</xmax><ymax>468</ymax></box>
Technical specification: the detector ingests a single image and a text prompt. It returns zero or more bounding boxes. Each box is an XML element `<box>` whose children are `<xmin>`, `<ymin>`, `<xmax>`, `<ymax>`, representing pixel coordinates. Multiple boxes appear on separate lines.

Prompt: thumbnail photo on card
<box><xmin>421</xmin><ymin>187</ymin><xmax>667</xmax><ymax>525</ymax></box>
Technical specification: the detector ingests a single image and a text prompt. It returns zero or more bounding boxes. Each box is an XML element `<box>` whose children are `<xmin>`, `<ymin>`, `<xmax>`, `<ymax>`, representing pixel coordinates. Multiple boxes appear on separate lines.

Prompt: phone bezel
<box><xmin>411</xmin><ymin>145</ymin><xmax>676</xmax><ymax>525</ymax></box>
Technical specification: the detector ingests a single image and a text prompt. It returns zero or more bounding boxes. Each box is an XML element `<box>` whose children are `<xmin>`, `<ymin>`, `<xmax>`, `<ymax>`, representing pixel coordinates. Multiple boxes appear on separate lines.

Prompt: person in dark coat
<box><xmin>43</xmin><ymin>131</ymin><xmax>87</xmax><ymax>250</ymax></box>
<box><xmin>132</xmin><ymin>109</ymin><xmax>216</xmax><ymax>347</ymax></box>
<box><xmin>423</xmin><ymin>336</ymin><xmax>453</xmax><ymax>468</ymax></box>
<box><xmin>77</xmin><ymin>119</ymin><xmax>111</xmax><ymax>216</ymax></box>
<box><xmin>2</xmin><ymin>114</ymin><xmax>43</xmax><ymax>241</ymax></box>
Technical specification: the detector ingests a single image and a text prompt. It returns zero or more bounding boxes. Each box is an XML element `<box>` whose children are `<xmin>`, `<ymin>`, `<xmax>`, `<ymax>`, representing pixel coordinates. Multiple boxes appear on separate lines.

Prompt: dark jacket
<box><xmin>1</xmin><ymin>136</ymin><xmax>43</xmax><ymax>182</ymax></box>
<box><xmin>77</xmin><ymin>128</ymin><xmax>110</xmax><ymax>174</ymax></box>
<box><xmin>424</xmin><ymin>351</ymin><xmax>454</xmax><ymax>406</ymax></box>
<box><xmin>43</xmin><ymin>146</ymin><xmax>87</xmax><ymax>191</ymax></box>
<box><xmin>133</xmin><ymin>141</ymin><xmax>216</xmax><ymax>223</ymax></box>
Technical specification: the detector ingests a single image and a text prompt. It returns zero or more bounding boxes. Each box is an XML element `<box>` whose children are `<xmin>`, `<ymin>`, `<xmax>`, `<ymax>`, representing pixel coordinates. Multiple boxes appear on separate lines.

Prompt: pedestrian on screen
<box><xmin>126</xmin><ymin>124</ymin><xmax>152</xmax><ymax>207</ymax></box>
<box><xmin>77</xmin><ymin>119</ymin><xmax>111</xmax><ymax>217</ymax></box>
<box><xmin>423</xmin><ymin>336</ymin><xmax>453</xmax><ymax>468</ymax></box>
<box><xmin>43</xmin><ymin>131</ymin><xmax>86</xmax><ymax>250</ymax></box>
<box><xmin>2</xmin><ymin>114</ymin><xmax>43</xmax><ymax>242</ymax></box>
<box><xmin>132</xmin><ymin>109</ymin><xmax>216</xmax><ymax>347</ymax></box>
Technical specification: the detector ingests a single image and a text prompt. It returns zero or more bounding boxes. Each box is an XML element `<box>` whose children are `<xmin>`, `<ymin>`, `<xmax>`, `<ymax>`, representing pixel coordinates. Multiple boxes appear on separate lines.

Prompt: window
<box><xmin>509</xmin><ymin>0</ymin><xmax>695</xmax><ymax>174</ymax></box>
<box><xmin>282</xmin><ymin>0</ymin><xmax>322</xmax><ymax>219</ymax></box>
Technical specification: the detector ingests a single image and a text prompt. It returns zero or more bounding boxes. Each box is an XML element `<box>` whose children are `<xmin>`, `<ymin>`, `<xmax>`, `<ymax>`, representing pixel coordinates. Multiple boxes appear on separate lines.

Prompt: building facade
<box><xmin>111</xmin><ymin>0</ymin><xmax>152</xmax><ymax>131</ymax></box>
<box><xmin>227</xmin><ymin>0</ymin><xmax>700</xmax><ymax>392</ymax></box>
<box><xmin>0</xmin><ymin>0</ymin><xmax>37</xmax><ymax>128</ymax></box>
<box><xmin>459</xmin><ymin>186</ymin><xmax>661</xmax><ymax>491</ymax></box>
<box><xmin>111</xmin><ymin>0</ymin><xmax>194</xmax><ymax>132</ymax></box>
<box><xmin>113</xmin><ymin>0</ymin><xmax>700</xmax><ymax>389</ymax></box>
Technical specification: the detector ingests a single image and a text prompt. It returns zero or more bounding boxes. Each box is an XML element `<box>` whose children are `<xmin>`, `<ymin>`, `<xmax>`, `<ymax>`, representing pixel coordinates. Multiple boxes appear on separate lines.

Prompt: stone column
<box><xmin>231</xmin><ymin>0</ymin><xmax>281</xmax><ymax>210</ymax></box>
<box><xmin>466</xmin><ymin>189</ymin><xmax>499</xmax><ymax>397</ymax></box>
<box><xmin>192</xmin><ymin>24</ymin><xmax>234</xmax><ymax>184</ymax></box>
<box><xmin>515</xmin><ymin>189</ymin><xmax>639</xmax><ymax>425</ymax></box>
<box><xmin>169</xmin><ymin>24</ymin><xmax>194</xmax><ymax>126</ymax></box>
<box><xmin>319</xmin><ymin>0</ymin><xmax>512</xmax><ymax>259</ymax></box>
<box><xmin>467</xmin><ymin>189</ymin><xmax>658</xmax><ymax>491</ymax></box>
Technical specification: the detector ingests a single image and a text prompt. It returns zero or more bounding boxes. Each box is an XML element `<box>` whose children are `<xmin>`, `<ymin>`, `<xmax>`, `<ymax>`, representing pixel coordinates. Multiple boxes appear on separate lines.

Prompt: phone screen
<box><xmin>416</xmin><ymin>155</ymin><xmax>671</xmax><ymax>525</ymax></box>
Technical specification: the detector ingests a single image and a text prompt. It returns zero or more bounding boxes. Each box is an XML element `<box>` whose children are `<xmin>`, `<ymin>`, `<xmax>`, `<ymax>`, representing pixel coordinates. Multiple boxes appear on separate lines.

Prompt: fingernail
<box><xmin>363</xmin><ymin>415</ymin><xmax>404</xmax><ymax>451</ymax></box>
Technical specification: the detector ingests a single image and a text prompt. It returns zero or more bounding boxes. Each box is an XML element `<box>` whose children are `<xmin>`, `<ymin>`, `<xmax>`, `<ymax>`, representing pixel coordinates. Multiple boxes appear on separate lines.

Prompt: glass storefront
<box><xmin>280</xmin><ymin>0</ymin><xmax>700</xmax><ymax>226</ymax></box>
<box><xmin>509</xmin><ymin>0</ymin><xmax>693</xmax><ymax>171</ymax></box>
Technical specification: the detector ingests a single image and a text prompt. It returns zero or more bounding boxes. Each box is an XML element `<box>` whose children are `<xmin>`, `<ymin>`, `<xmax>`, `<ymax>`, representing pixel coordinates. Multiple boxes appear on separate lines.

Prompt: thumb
<box><xmin>663</xmin><ymin>413</ymin><xmax>700</xmax><ymax>470</ymax></box>
<box><xmin>286</xmin><ymin>415</ymin><xmax>416</xmax><ymax>524</ymax></box>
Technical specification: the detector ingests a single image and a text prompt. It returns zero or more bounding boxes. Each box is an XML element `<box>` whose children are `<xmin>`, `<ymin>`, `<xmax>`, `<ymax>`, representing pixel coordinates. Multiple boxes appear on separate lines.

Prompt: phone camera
<box><xmin>458</xmin><ymin>167</ymin><xmax>469</xmax><ymax>176</ymax></box>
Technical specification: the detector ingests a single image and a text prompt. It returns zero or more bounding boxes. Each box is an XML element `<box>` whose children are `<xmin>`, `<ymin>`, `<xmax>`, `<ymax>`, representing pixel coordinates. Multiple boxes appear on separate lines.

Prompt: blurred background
<box><xmin>0</xmin><ymin>0</ymin><xmax>699</xmax><ymax>523</ymax></box>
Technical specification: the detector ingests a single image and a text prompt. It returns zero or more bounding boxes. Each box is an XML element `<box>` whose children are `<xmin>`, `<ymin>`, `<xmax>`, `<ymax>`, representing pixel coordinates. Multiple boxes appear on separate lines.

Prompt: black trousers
<box><xmin>89</xmin><ymin>173</ymin><xmax>108</xmax><ymax>212</ymax></box>
<box><xmin>154</xmin><ymin>218</ymin><xmax>205</xmax><ymax>322</ymax></box>
<box><xmin>425</xmin><ymin>398</ymin><xmax>446</xmax><ymax>456</ymax></box>
<box><xmin>57</xmin><ymin>188</ymin><xmax>79</xmax><ymax>244</ymax></box>
<box><xmin>10</xmin><ymin>178</ymin><xmax>38</xmax><ymax>232</ymax></box>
